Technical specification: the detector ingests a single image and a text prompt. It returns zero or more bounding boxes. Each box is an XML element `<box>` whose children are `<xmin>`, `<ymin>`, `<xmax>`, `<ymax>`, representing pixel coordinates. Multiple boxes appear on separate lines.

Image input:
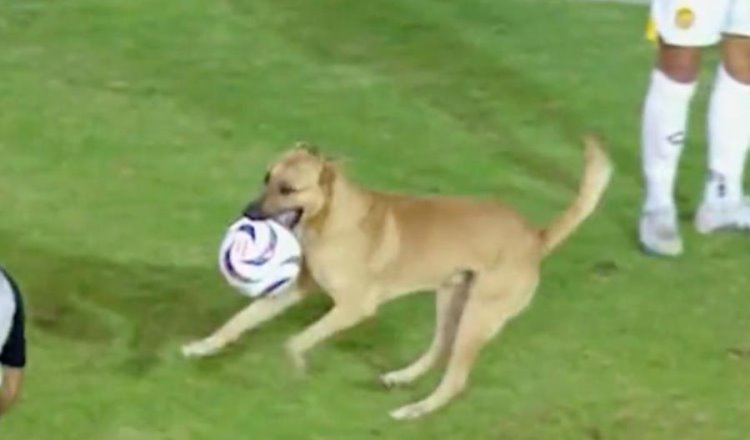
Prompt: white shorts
<box><xmin>650</xmin><ymin>0</ymin><xmax>750</xmax><ymax>46</ymax></box>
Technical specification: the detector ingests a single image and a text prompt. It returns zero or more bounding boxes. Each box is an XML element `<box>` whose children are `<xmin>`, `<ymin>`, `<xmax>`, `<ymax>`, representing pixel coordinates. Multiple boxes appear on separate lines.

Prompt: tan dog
<box><xmin>182</xmin><ymin>137</ymin><xmax>612</xmax><ymax>420</ymax></box>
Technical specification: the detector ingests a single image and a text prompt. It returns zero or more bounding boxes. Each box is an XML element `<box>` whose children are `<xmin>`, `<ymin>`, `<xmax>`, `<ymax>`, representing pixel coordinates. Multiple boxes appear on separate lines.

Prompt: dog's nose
<box><xmin>242</xmin><ymin>200</ymin><xmax>266</xmax><ymax>220</ymax></box>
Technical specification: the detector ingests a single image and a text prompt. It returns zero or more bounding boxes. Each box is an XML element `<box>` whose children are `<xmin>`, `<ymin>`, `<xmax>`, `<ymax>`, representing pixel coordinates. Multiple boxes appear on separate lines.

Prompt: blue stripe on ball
<box><xmin>223</xmin><ymin>248</ymin><xmax>261</xmax><ymax>283</ymax></box>
<box><xmin>259</xmin><ymin>277</ymin><xmax>291</xmax><ymax>297</ymax></box>
<box><xmin>237</xmin><ymin>223</ymin><xmax>256</xmax><ymax>240</ymax></box>
<box><xmin>242</xmin><ymin>224</ymin><xmax>279</xmax><ymax>266</ymax></box>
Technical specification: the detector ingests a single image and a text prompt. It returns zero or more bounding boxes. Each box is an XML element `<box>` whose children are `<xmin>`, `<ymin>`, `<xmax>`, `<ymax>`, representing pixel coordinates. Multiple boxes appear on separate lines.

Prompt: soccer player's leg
<box><xmin>639</xmin><ymin>0</ymin><xmax>726</xmax><ymax>256</ymax></box>
<box><xmin>639</xmin><ymin>40</ymin><xmax>699</xmax><ymax>256</ymax></box>
<box><xmin>0</xmin><ymin>271</ymin><xmax>26</xmax><ymax>416</ymax></box>
<box><xmin>695</xmin><ymin>2</ymin><xmax>750</xmax><ymax>233</ymax></box>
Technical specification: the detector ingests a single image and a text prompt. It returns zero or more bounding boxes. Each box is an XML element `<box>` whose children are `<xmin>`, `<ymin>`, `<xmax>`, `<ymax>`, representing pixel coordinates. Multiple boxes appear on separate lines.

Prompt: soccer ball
<box><xmin>218</xmin><ymin>217</ymin><xmax>302</xmax><ymax>298</ymax></box>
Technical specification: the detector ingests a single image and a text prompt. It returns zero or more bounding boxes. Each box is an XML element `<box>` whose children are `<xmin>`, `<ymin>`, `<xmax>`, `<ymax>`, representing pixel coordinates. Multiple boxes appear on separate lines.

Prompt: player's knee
<box><xmin>657</xmin><ymin>42</ymin><xmax>702</xmax><ymax>83</ymax></box>
<box><xmin>722</xmin><ymin>35</ymin><xmax>750</xmax><ymax>84</ymax></box>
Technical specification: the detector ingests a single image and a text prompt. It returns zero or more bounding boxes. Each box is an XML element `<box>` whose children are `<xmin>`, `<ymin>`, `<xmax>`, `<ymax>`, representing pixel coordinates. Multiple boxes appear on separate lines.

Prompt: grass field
<box><xmin>2</xmin><ymin>0</ymin><xmax>750</xmax><ymax>438</ymax></box>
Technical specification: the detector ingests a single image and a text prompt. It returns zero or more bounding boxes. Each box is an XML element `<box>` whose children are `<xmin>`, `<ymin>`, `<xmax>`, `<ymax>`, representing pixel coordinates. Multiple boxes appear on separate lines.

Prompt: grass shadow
<box><xmin>1</xmin><ymin>230</ymin><xmax>415</xmax><ymax>377</ymax></box>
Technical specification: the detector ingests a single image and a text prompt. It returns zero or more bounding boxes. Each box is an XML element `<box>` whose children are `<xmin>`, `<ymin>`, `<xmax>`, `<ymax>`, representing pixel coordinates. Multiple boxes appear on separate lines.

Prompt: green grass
<box><xmin>1</xmin><ymin>0</ymin><xmax>749</xmax><ymax>438</ymax></box>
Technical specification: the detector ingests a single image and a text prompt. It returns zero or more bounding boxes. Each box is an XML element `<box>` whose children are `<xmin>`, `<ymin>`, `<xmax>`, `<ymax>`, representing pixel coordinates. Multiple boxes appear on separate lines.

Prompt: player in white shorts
<box><xmin>639</xmin><ymin>0</ymin><xmax>750</xmax><ymax>256</ymax></box>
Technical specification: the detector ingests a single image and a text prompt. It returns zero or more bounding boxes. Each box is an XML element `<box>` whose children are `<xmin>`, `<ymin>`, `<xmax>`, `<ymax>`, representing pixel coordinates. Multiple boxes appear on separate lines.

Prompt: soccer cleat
<box><xmin>694</xmin><ymin>198</ymin><xmax>750</xmax><ymax>234</ymax></box>
<box><xmin>639</xmin><ymin>208</ymin><xmax>683</xmax><ymax>256</ymax></box>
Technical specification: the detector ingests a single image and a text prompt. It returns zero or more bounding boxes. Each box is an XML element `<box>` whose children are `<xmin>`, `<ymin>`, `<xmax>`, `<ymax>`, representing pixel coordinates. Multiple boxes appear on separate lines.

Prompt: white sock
<box><xmin>703</xmin><ymin>64</ymin><xmax>750</xmax><ymax>207</ymax></box>
<box><xmin>642</xmin><ymin>68</ymin><xmax>697</xmax><ymax>212</ymax></box>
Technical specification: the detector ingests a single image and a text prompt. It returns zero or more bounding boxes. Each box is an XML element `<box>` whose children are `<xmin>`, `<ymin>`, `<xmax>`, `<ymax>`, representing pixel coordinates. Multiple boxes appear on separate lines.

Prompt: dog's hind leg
<box><xmin>380</xmin><ymin>270</ymin><xmax>474</xmax><ymax>388</ymax></box>
<box><xmin>182</xmin><ymin>287</ymin><xmax>305</xmax><ymax>358</ymax></box>
<box><xmin>389</xmin><ymin>269</ymin><xmax>539</xmax><ymax>421</ymax></box>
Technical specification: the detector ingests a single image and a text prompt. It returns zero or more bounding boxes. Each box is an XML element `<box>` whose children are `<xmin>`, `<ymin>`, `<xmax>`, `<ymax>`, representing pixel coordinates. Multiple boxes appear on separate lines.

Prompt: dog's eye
<box><xmin>279</xmin><ymin>184</ymin><xmax>296</xmax><ymax>195</ymax></box>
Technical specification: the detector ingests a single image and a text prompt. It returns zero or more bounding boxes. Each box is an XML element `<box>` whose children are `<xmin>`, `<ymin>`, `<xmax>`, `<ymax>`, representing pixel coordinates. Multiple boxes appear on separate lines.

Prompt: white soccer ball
<box><xmin>218</xmin><ymin>217</ymin><xmax>302</xmax><ymax>298</ymax></box>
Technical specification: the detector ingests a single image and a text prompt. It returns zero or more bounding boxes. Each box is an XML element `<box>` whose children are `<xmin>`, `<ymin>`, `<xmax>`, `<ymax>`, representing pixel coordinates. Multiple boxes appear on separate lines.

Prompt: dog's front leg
<box><xmin>182</xmin><ymin>287</ymin><xmax>304</xmax><ymax>358</ymax></box>
<box><xmin>285</xmin><ymin>298</ymin><xmax>377</xmax><ymax>374</ymax></box>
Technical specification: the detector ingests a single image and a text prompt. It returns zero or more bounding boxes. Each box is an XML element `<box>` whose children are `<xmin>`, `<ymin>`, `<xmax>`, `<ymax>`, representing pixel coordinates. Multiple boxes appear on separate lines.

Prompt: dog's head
<box><xmin>243</xmin><ymin>142</ymin><xmax>336</xmax><ymax>230</ymax></box>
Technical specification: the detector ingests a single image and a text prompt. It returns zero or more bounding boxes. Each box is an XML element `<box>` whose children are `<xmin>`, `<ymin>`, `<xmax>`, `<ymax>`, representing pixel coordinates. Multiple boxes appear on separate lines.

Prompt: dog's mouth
<box><xmin>243</xmin><ymin>200</ymin><xmax>303</xmax><ymax>229</ymax></box>
<box><xmin>272</xmin><ymin>208</ymin><xmax>303</xmax><ymax>229</ymax></box>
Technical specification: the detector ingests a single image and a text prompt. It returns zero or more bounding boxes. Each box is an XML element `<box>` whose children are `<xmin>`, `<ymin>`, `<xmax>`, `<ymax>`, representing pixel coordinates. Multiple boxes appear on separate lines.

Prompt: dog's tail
<box><xmin>539</xmin><ymin>135</ymin><xmax>613</xmax><ymax>256</ymax></box>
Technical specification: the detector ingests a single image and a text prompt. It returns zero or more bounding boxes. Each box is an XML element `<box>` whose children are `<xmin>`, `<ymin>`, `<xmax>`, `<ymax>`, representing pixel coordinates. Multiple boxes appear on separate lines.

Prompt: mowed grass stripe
<box><xmin>249</xmin><ymin>0</ymin><xmax>584</xmax><ymax>188</ymax></box>
<box><xmin>246</xmin><ymin>0</ymin><xmax>648</xmax><ymax>231</ymax></box>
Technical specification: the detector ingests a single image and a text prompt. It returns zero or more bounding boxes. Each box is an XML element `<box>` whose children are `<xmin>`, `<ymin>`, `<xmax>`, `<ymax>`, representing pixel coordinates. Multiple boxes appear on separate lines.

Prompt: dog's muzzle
<box><xmin>242</xmin><ymin>200</ymin><xmax>303</xmax><ymax>229</ymax></box>
<box><xmin>242</xmin><ymin>199</ymin><xmax>266</xmax><ymax>220</ymax></box>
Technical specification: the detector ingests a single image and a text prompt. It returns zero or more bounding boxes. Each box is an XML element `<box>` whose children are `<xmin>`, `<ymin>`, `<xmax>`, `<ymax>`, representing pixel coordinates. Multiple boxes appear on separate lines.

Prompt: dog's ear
<box><xmin>291</xmin><ymin>141</ymin><xmax>350</xmax><ymax>164</ymax></box>
<box><xmin>322</xmin><ymin>153</ymin><xmax>350</xmax><ymax>166</ymax></box>
<box><xmin>319</xmin><ymin>160</ymin><xmax>337</xmax><ymax>189</ymax></box>
<box><xmin>293</xmin><ymin>141</ymin><xmax>321</xmax><ymax>157</ymax></box>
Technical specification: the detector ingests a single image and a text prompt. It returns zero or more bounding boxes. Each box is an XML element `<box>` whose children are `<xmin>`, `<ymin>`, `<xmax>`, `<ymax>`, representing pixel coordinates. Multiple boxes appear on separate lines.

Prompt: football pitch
<box><xmin>2</xmin><ymin>0</ymin><xmax>750</xmax><ymax>438</ymax></box>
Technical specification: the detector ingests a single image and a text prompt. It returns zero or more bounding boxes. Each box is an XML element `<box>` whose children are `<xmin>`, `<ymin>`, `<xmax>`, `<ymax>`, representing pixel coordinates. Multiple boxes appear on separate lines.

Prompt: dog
<box><xmin>182</xmin><ymin>136</ymin><xmax>612</xmax><ymax>420</ymax></box>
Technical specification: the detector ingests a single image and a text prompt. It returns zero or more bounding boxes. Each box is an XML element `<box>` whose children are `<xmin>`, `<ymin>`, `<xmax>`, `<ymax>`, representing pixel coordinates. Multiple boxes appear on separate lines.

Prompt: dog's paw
<box><xmin>380</xmin><ymin>370</ymin><xmax>414</xmax><ymax>388</ymax></box>
<box><xmin>181</xmin><ymin>337</ymin><xmax>222</xmax><ymax>358</ymax></box>
<box><xmin>389</xmin><ymin>401</ymin><xmax>431</xmax><ymax>421</ymax></box>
